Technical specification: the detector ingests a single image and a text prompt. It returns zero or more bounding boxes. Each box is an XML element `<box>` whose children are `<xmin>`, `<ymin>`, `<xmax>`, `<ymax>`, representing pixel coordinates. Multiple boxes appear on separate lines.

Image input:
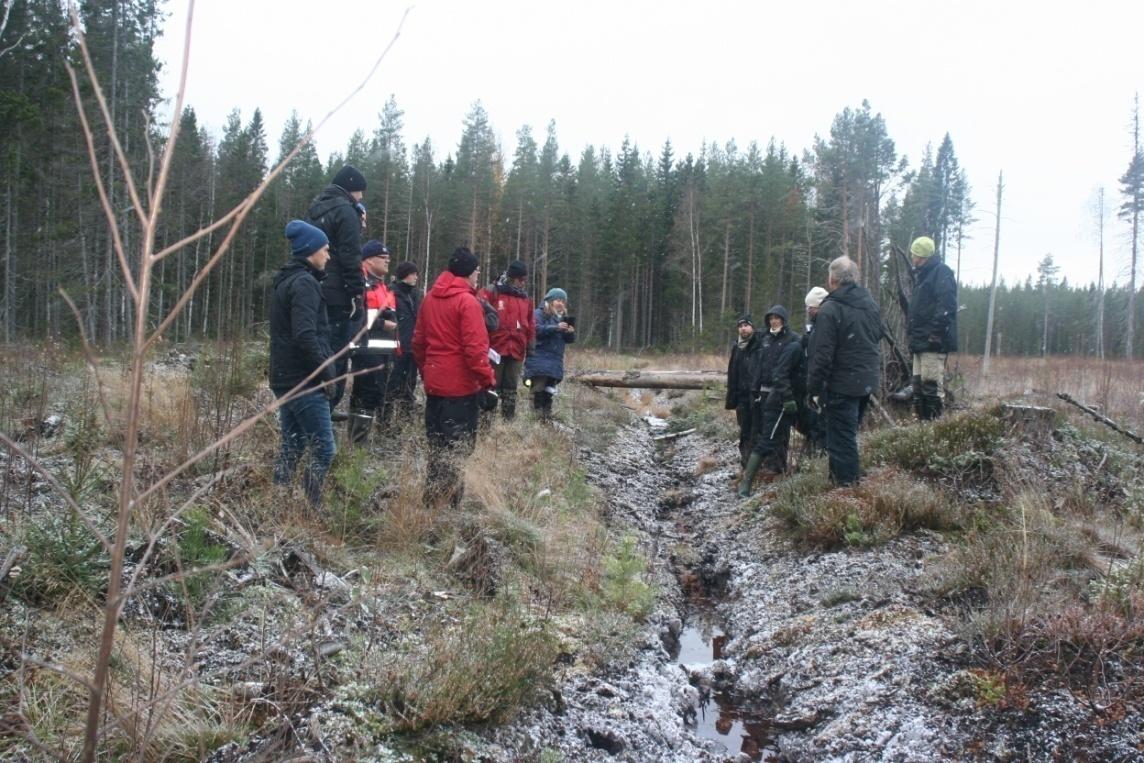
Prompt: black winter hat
<box><xmin>361</xmin><ymin>240</ymin><xmax>389</xmax><ymax>259</ymax></box>
<box><xmin>506</xmin><ymin>259</ymin><xmax>528</xmax><ymax>278</ymax></box>
<box><xmin>764</xmin><ymin>305</ymin><xmax>789</xmax><ymax>325</ymax></box>
<box><xmin>736</xmin><ymin>313</ymin><xmax>753</xmax><ymax>327</ymax></box>
<box><xmin>448</xmin><ymin>247</ymin><xmax>479</xmax><ymax>277</ymax></box>
<box><xmin>332</xmin><ymin>164</ymin><xmax>367</xmax><ymax>193</ymax></box>
<box><xmin>395</xmin><ymin>261</ymin><xmax>418</xmax><ymax>280</ymax></box>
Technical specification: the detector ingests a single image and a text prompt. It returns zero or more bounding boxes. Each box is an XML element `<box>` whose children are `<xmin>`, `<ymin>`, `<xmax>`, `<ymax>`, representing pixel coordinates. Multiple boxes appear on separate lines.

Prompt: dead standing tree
<box><xmin>0</xmin><ymin>3</ymin><xmax>409</xmax><ymax>760</ymax></box>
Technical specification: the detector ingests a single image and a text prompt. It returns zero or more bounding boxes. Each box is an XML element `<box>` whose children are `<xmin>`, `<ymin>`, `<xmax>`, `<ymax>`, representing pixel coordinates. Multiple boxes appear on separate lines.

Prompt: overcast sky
<box><xmin>154</xmin><ymin>0</ymin><xmax>1142</xmax><ymax>288</ymax></box>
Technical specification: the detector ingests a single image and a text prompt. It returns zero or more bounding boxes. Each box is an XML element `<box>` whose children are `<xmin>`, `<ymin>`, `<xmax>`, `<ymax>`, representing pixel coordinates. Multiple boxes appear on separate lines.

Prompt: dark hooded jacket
<box><xmin>268</xmin><ymin>259</ymin><xmax>334</xmax><ymax>395</ymax></box>
<box><xmin>524</xmin><ymin>307</ymin><xmax>575</xmax><ymax>382</ymax></box>
<box><xmin>307</xmin><ymin>184</ymin><xmax>364</xmax><ymax>307</ymax></box>
<box><xmin>392</xmin><ymin>279</ymin><xmax>421</xmax><ymax>356</ymax></box>
<box><xmin>750</xmin><ymin>305</ymin><xmax>802</xmax><ymax>406</ymax></box>
<box><xmin>908</xmin><ymin>256</ymin><xmax>958</xmax><ymax>354</ymax></box>
<box><xmin>806</xmin><ymin>283</ymin><xmax>882</xmax><ymax>398</ymax></box>
<box><xmin>725</xmin><ymin>330</ymin><xmax>760</xmax><ymax>409</ymax></box>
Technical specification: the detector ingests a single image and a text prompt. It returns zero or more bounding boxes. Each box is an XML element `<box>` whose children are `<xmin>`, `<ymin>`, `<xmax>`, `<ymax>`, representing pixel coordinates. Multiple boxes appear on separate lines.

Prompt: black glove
<box><xmin>478</xmin><ymin>388</ymin><xmax>500</xmax><ymax>412</ymax></box>
<box><xmin>381</xmin><ymin>307</ymin><xmax>397</xmax><ymax>322</ymax></box>
<box><xmin>806</xmin><ymin>394</ymin><xmax>821</xmax><ymax>413</ymax></box>
<box><xmin>765</xmin><ymin>390</ymin><xmax>780</xmax><ymax>407</ymax></box>
<box><xmin>927</xmin><ymin>334</ymin><xmax>942</xmax><ymax>351</ymax></box>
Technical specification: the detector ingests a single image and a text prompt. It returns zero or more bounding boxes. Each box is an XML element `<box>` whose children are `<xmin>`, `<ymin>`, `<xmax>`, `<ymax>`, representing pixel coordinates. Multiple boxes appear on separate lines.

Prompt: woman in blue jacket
<box><xmin>524</xmin><ymin>287</ymin><xmax>575</xmax><ymax>421</ymax></box>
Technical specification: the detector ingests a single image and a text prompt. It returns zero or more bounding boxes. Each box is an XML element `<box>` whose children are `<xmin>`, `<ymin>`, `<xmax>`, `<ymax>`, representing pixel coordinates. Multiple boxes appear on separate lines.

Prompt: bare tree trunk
<box><xmin>382</xmin><ymin>174</ymin><xmax>390</xmax><ymax>243</ymax></box>
<box><xmin>1097</xmin><ymin>187</ymin><xmax>1106</xmax><ymax>360</ymax></box>
<box><xmin>720</xmin><ymin>219</ymin><xmax>730</xmax><ymax>316</ymax></box>
<box><xmin>744</xmin><ymin>210</ymin><xmax>755</xmax><ymax>315</ymax></box>
<box><xmin>983</xmin><ymin>171</ymin><xmax>1003</xmax><ymax>374</ymax></box>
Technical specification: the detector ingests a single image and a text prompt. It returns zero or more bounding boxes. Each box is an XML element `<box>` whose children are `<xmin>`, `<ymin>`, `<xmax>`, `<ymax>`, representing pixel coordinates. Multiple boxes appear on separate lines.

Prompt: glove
<box><xmin>807</xmin><ymin>395</ymin><xmax>821</xmax><ymax>413</ymax></box>
<box><xmin>765</xmin><ymin>390</ymin><xmax>780</xmax><ymax>407</ymax></box>
<box><xmin>478</xmin><ymin>388</ymin><xmax>500</xmax><ymax>412</ymax></box>
<box><xmin>380</xmin><ymin>307</ymin><xmax>397</xmax><ymax>322</ymax></box>
<box><xmin>782</xmin><ymin>399</ymin><xmax>798</xmax><ymax>415</ymax></box>
<box><xmin>323</xmin><ymin>383</ymin><xmax>337</xmax><ymax>401</ymax></box>
<box><xmin>927</xmin><ymin>334</ymin><xmax>942</xmax><ymax>351</ymax></box>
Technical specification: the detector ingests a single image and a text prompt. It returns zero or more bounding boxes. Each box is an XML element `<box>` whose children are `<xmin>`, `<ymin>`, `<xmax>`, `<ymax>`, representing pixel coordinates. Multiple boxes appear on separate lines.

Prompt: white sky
<box><xmin>155</xmin><ymin>0</ymin><xmax>1143</xmax><ymax>288</ymax></box>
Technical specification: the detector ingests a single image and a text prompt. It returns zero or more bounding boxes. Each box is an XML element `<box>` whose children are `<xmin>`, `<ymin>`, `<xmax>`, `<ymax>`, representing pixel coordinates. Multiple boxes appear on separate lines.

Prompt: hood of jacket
<box><xmin>308</xmin><ymin>184</ymin><xmax>355</xmax><ymax>219</ymax></box>
<box><xmin>825</xmin><ymin>283</ymin><xmax>879</xmax><ymax>314</ymax></box>
<box><xmin>763</xmin><ymin>304</ymin><xmax>790</xmax><ymax>326</ymax></box>
<box><xmin>428</xmin><ymin>270</ymin><xmax>477</xmax><ymax>300</ymax></box>
<box><xmin>274</xmin><ymin>258</ymin><xmax>325</xmax><ymax>288</ymax></box>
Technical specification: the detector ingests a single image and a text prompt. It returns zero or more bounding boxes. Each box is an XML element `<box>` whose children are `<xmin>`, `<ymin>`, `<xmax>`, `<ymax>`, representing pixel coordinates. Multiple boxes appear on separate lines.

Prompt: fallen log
<box><xmin>1057</xmin><ymin>393</ymin><xmax>1143</xmax><ymax>445</ymax></box>
<box><xmin>573</xmin><ymin>370</ymin><xmax>725</xmax><ymax>390</ymax></box>
<box><xmin>652</xmin><ymin>428</ymin><xmax>696</xmax><ymax>442</ymax></box>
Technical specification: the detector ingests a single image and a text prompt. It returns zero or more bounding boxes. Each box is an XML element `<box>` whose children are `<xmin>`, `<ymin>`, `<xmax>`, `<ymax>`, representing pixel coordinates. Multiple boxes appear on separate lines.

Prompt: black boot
<box><xmin>738</xmin><ymin>453</ymin><xmax>763</xmax><ymax>498</ymax></box>
<box><xmin>910</xmin><ymin>375</ymin><xmax>924</xmax><ymax>420</ymax></box>
<box><xmin>924</xmin><ymin>395</ymin><xmax>943</xmax><ymax>420</ymax></box>
<box><xmin>919</xmin><ymin>381</ymin><xmax>943</xmax><ymax>421</ymax></box>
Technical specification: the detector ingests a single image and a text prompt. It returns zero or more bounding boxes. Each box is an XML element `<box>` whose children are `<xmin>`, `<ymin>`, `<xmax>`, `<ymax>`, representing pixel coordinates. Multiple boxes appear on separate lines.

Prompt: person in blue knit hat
<box><xmin>523</xmin><ymin>287</ymin><xmax>575</xmax><ymax>421</ymax></box>
<box><xmin>268</xmin><ymin>220</ymin><xmax>336</xmax><ymax>507</ymax></box>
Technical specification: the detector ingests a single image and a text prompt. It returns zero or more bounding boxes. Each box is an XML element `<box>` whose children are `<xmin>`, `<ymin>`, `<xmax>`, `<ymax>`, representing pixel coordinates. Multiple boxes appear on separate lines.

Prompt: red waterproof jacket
<box><xmin>363</xmin><ymin>273</ymin><xmax>396</xmax><ymax>312</ymax></box>
<box><xmin>477</xmin><ymin>284</ymin><xmax>535</xmax><ymax>361</ymax></box>
<box><xmin>413</xmin><ymin>271</ymin><xmax>496</xmax><ymax>397</ymax></box>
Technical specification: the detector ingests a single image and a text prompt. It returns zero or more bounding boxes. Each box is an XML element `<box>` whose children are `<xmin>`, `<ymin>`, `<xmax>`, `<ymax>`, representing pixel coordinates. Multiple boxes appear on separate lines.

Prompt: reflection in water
<box><xmin>674</xmin><ymin>622</ymin><xmax>779</xmax><ymax>761</ymax></box>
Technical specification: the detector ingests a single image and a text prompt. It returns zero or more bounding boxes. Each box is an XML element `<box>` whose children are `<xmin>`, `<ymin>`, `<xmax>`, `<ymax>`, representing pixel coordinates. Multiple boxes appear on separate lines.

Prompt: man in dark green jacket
<box><xmin>806</xmin><ymin>257</ymin><xmax>882</xmax><ymax>486</ymax></box>
<box><xmin>907</xmin><ymin>236</ymin><xmax>958</xmax><ymax>420</ymax></box>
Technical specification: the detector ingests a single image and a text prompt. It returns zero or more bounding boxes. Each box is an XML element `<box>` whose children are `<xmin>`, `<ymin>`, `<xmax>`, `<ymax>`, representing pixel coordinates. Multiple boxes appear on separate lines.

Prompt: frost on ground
<box><xmin>491</xmin><ymin>398</ymin><xmax>1144</xmax><ymax>762</ymax></box>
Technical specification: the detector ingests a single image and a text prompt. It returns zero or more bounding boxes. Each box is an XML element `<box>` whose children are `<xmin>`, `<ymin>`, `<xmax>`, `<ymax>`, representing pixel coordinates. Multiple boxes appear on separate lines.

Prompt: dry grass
<box><xmin>956</xmin><ymin>355</ymin><xmax>1144</xmax><ymax>432</ymax></box>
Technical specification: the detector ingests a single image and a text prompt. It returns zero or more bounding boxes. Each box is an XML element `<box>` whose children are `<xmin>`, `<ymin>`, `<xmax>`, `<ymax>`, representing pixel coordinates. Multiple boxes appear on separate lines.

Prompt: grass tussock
<box><xmin>863</xmin><ymin>408</ymin><xmax>1004</xmax><ymax>485</ymax></box>
<box><xmin>370</xmin><ymin>603</ymin><xmax>558</xmax><ymax>733</ymax></box>
<box><xmin>773</xmin><ymin>465</ymin><xmax>964</xmax><ymax>548</ymax></box>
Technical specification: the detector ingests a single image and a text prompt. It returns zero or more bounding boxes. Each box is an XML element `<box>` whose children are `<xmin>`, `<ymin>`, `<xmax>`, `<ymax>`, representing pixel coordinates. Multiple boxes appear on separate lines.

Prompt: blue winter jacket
<box><xmin>524</xmin><ymin>309</ymin><xmax>575</xmax><ymax>382</ymax></box>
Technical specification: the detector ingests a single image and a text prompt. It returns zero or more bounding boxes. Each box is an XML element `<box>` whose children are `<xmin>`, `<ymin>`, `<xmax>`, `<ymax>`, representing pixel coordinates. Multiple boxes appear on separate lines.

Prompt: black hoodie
<box><xmin>806</xmin><ymin>283</ymin><xmax>882</xmax><ymax>398</ymax></box>
<box><xmin>749</xmin><ymin>305</ymin><xmax>802</xmax><ymax>404</ymax></box>
<box><xmin>307</xmin><ymin>184</ymin><xmax>364</xmax><ymax>307</ymax></box>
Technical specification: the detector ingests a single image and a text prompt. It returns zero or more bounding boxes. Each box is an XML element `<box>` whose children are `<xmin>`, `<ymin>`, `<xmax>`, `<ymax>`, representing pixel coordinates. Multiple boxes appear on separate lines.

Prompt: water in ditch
<box><xmin>673</xmin><ymin>618</ymin><xmax>779</xmax><ymax>761</ymax></box>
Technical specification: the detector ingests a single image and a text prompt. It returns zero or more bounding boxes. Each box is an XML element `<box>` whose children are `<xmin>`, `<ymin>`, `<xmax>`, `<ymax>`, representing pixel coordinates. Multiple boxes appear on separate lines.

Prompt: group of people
<box><xmin>268</xmin><ymin>164</ymin><xmax>575</xmax><ymax>508</ymax></box>
<box><xmin>726</xmin><ymin>237</ymin><xmax>958</xmax><ymax>496</ymax></box>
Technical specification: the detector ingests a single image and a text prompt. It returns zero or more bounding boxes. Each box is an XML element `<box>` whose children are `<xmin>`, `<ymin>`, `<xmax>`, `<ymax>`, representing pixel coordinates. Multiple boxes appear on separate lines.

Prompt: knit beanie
<box><xmin>506</xmin><ymin>259</ymin><xmax>528</xmax><ymax>278</ymax></box>
<box><xmin>804</xmin><ymin>286</ymin><xmax>829</xmax><ymax>309</ymax></box>
<box><xmin>361</xmin><ymin>240</ymin><xmax>389</xmax><ymax>259</ymax></box>
<box><xmin>909</xmin><ymin>236</ymin><xmax>936</xmax><ymax>259</ymax></box>
<box><xmin>736</xmin><ymin>313</ymin><xmax>753</xmax><ymax>327</ymax></box>
<box><xmin>395</xmin><ymin>261</ymin><xmax>418</xmax><ymax>281</ymax></box>
<box><xmin>332</xmin><ymin>164</ymin><xmax>367</xmax><ymax>193</ymax></box>
<box><xmin>284</xmin><ymin>220</ymin><xmax>329</xmax><ymax>258</ymax></box>
<box><xmin>448</xmin><ymin>247</ymin><xmax>479</xmax><ymax>277</ymax></box>
<box><xmin>544</xmin><ymin>287</ymin><xmax>568</xmax><ymax>303</ymax></box>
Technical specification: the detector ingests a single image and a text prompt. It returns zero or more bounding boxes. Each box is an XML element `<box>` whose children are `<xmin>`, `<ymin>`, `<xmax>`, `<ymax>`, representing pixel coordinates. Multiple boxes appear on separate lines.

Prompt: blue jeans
<box><xmin>274</xmin><ymin>389</ymin><xmax>336</xmax><ymax>506</ymax></box>
<box><xmin>824</xmin><ymin>391</ymin><xmax>862</xmax><ymax>486</ymax></box>
<box><xmin>326</xmin><ymin>304</ymin><xmax>353</xmax><ymax>411</ymax></box>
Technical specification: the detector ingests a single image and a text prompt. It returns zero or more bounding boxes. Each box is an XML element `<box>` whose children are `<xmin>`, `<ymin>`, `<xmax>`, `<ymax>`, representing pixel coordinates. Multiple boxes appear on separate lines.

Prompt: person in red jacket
<box><xmin>346</xmin><ymin>240</ymin><xmax>397</xmax><ymax>445</ymax></box>
<box><xmin>412</xmin><ymin>247</ymin><xmax>496</xmax><ymax>508</ymax></box>
<box><xmin>477</xmin><ymin>259</ymin><xmax>535</xmax><ymax>420</ymax></box>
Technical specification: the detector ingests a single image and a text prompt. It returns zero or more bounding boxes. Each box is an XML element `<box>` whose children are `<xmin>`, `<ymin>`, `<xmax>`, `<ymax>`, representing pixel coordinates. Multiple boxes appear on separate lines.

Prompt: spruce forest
<box><xmin>2</xmin><ymin>0</ymin><xmax>1143</xmax><ymax>356</ymax></box>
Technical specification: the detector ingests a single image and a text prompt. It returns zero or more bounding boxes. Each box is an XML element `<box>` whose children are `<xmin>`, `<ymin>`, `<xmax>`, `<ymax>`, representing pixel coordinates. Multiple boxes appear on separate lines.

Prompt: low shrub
<box><xmin>863</xmin><ymin>409</ymin><xmax>1003</xmax><ymax>485</ymax></box>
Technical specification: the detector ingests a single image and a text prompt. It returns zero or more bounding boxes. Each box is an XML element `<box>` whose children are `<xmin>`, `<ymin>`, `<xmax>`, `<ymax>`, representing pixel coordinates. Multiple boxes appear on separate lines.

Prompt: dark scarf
<box><xmin>495</xmin><ymin>276</ymin><xmax>528</xmax><ymax>299</ymax></box>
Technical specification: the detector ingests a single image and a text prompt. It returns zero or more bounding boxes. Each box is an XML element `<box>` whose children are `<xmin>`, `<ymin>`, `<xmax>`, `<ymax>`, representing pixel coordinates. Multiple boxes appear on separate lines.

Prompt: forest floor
<box><xmin>1</xmin><ymin>347</ymin><xmax>1143</xmax><ymax>761</ymax></box>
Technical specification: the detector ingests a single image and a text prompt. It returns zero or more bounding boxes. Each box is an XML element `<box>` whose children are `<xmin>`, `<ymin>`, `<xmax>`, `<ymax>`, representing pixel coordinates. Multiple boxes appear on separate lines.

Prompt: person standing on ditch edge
<box><xmin>738</xmin><ymin>306</ymin><xmax>802</xmax><ymax>498</ymax></box>
<box><xmin>524</xmin><ymin>287</ymin><xmax>575</xmax><ymax>422</ymax></box>
<box><xmin>412</xmin><ymin>247</ymin><xmax>497</xmax><ymax>509</ymax></box>
<box><xmin>725</xmin><ymin>314</ymin><xmax>760</xmax><ymax>467</ymax></box>
<box><xmin>269</xmin><ymin>221</ymin><xmax>336</xmax><ymax>507</ymax></box>
<box><xmin>906</xmin><ymin>235</ymin><xmax>958</xmax><ymax>420</ymax></box>
<box><xmin>805</xmin><ymin>256</ymin><xmax>882</xmax><ymax>487</ymax></box>
<box><xmin>478</xmin><ymin>259</ymin><xmax>535</xmax><ymax>420</ymax></box>
<box><xmin>308</xmin><ymin>164</ymin><xmax>367</xmax><ymax>415</ymax></box>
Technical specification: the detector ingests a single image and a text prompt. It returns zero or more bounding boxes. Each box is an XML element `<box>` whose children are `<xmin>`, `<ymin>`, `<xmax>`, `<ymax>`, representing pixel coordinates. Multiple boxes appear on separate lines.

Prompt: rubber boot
<box><xmin>924</xmin><ymin>395</ymin><xmax>944</xmax><ymax>420</ymax></box>
<box><xmin>919</xmin><ymin>381</ymin><xmax>942</xmax><ymax>421</ymax></box>
<box><xmin>910</xmin><ymin>375</ymin><xmax>924</xmax><ymax>420</ymax></box>
<box><xmin>738</xmin><ymin>452</ymin><xmax>763</xmax><ymax>498</ymax></box>
<box><xmin>347</xmin><ymin>409</ymin><xmax>374</xmax><ymax>446</ymax></box>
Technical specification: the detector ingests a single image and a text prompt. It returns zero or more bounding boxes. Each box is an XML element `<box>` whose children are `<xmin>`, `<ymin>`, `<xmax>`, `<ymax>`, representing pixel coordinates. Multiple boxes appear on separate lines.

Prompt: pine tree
<box><xmin>1120</xmin><ymin>95</ymin><xmax>1143</xmax><ymax>359</ymax></box>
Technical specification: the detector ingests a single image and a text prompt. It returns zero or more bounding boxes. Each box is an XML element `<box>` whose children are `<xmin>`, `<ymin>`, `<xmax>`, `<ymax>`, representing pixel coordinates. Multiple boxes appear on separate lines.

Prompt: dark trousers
<box><xmin>380</xmin><ymin>354</ymin><xmax>418</xmax><ymax>430</ymax></box>
<box><xmin>325</xmin><ymin>304</ymin><xmax>353</xmax><ymax>412</ymax></box>
<box><xmin>824</xmin><ymin>391</ymin><xmax>862</xmax><ymax>486</ymax></box>
<box><xmin>735</xmin><ymin>400</ymin><xmax>755</xmax><ymax>466</ymax></box>
<box><xmin>529</xmin><ymin>375</ymin><xmax>556</xmax><ymax>420</ymax></box>
<box><xmin>494</xmin><ymin>357</ymin><xmax>523</xmax><ymax>419</ymax></box>
<box><xmin>751</xmin><ymin>402</ymin><xmax>792</xmax><ymax>473</ymax></box>
<box><xmin>425</xmin><ymin>393</ymin><xmax>480</xmax><ymax>508</ymax></box>
<box><xmin>274</xmin><ymin>389</ymin><xmax>336</xmax><ymax>506</ymax></box>
<box><xmin>348</xmin><ymin>351</ymin><xmax>389</xmax><ymax>413</ymax></box>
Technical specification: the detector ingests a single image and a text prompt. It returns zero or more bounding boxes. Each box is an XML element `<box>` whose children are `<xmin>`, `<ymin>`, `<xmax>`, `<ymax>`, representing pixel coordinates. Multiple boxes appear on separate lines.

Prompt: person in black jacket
<box><xmin>381</xmin><ymin>260</ymin><xmax>422</xmax><ymax>429</ymax></box>
<box><xmin>797</xmin><ymin>287</ymin><xmax>830</xmax><ymax>454</ymax></box>
<box><xmin>269</xmin><ymin>220</ymin><xmax>336</xmax><ymax>507</ymax></box>
<box><xmin>725</xmin><ymin>314</ymin><xmax>760</xmax><ymax>467</ymax></box>
<box><xmin>739</xmin><ymin>306</ymin><xmax>802</xmax><ymax>497</ymax></box>
<box><xmin>907</xmin><ymin>236</ymin><xmax>958</xmax><ymax>420</ymax></box>
<box><xmin>308</xmin><ymin>164</ymin><xmax>367</xmax><ymax>413</ymax></box>
<box><xmin>806</xmin><ymin>257</ymin><xmax>882</xmax><ymax>486</ymax></box>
